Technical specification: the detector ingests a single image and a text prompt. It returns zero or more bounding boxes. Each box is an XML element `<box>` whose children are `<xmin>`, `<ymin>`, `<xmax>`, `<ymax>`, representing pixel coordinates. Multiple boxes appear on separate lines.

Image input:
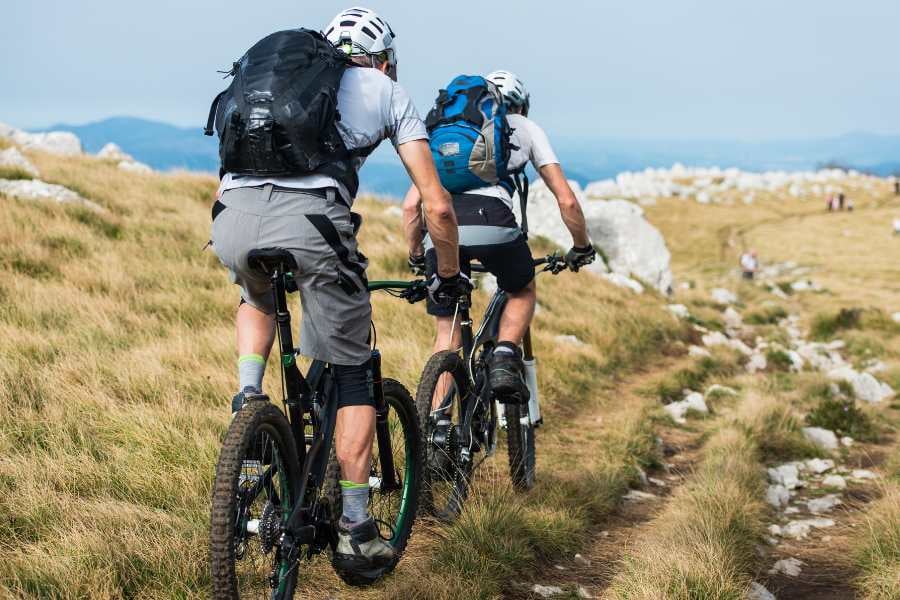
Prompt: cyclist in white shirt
<box><xmin>403</xmin><ymin>70</ymin><xmax>595</xmax><ymax>402</ymax></box>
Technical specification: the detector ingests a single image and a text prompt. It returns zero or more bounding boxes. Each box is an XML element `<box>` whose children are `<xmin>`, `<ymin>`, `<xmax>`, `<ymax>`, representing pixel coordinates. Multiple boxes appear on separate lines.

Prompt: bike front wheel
<box><xmin>210</xmin><ymin>401</ymin><xmax>302</xmax><ymax>600</ymax></box>
<box><xmin>504</xmin><ymin>402</ymin><xmax>536</xmax><ymax>490</ymax></box>
<box><xmin>415</xmin><ymin>350</ymin><xmax>473</xmax><ymax>522</ymax></box>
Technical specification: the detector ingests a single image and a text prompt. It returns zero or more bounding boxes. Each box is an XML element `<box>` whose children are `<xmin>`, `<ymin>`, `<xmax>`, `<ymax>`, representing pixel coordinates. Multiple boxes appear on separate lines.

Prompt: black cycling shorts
<box><xmin>424</xmin><ymin>194</ymin><xmax>535</xmax><ymax>317</ymax></box>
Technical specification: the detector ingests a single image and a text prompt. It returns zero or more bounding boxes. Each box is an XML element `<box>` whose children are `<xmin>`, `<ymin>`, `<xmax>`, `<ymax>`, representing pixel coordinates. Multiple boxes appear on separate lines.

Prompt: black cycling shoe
<box><xmin>231</xmin><ymin>386</ymin><xmax>268</xmax><ymax>414</ymax></box>
<box><xmin>488</xmin><ymin>351</ymin><xmax>530</xmax><ymax>404</ymax></box>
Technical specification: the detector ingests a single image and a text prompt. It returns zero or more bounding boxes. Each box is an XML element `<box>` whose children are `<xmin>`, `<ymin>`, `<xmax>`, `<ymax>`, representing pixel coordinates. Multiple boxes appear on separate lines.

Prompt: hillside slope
<box><xmin>1</xmin><ymin>143</ymin><xmax>897</xmax><ymax>599</ymax></box>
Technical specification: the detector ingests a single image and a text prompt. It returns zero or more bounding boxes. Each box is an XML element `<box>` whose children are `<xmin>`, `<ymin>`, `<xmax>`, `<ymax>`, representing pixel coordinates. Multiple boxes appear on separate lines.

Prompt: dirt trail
<box><xmin>758</xmin><ymin>443</ymin><xmax>892</xmax><ymax>600</ymax></box>
<box><xmin>507</xmin><ymin>391</ymin><xmax>707</xmax><ymax>599</ymax></box>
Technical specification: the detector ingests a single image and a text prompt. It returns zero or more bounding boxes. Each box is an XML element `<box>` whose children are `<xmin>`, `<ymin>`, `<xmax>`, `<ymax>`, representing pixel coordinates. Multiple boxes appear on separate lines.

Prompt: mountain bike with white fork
<box><xmin>415</xmin><ymin>254</ymin><xmax>567</xmax><ymax>521</ymax></box>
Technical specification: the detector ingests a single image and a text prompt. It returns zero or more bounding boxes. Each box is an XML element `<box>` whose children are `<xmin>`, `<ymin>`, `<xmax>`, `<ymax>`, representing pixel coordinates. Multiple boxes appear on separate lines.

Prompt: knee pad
<box><xmin>333</xmin><ymin>363</ymin><xmax>374</xmax><ymax>408</ymax></box>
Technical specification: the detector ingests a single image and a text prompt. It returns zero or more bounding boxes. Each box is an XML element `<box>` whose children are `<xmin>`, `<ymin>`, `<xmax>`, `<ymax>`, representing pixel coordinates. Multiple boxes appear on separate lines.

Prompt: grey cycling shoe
<box><xmin>231</xmin><ymin>386</ymin><xmax>268</xmax><ymax>414</ymax></box>
<box><xmin>489</xmin><ymin>352</ymin><xmax>530</xmax><ymax>404</ymax></box>
<box><xmin>332</xmin><ymin>517</ymin><xmax>396</xmax><ymax>583</ymax></box>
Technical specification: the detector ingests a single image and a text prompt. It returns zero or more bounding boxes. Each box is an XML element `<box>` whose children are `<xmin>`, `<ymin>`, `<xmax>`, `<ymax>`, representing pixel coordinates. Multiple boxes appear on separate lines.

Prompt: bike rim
<box><xmin>369</xmin><ymin>401</ymin><xmax>413</xmax><ymax>543</ymax></box>
<box><xmin>234</xmin><ymin>427</ymin><xmax>294</xmax><ymax>598</ymax></box>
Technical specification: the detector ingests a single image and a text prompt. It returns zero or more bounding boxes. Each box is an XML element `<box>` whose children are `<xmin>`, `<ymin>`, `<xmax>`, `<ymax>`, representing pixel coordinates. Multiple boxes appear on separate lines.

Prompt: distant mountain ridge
<box><xmin>36</xmin><ymin>117</ymin><xmax>900</xmax><ymax>197</ymax></box>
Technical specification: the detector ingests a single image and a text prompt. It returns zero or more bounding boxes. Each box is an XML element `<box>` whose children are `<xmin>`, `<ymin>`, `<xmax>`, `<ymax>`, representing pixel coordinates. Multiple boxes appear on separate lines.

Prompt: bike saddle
<box><xmin>247</xmin><ymin>248</ymin><xmax>298</xmax><ymax>276</ymax></box>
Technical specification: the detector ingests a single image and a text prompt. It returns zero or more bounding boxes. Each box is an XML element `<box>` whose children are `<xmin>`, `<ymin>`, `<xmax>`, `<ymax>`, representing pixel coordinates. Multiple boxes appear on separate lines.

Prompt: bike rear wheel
<box><xmin>504</xmin><ymin>403</ymin><xmax>536</xmax><ymax>491</ymax></box>
<box><xmin>415</xmin><ymin>350</ymin><xmax>473</xmax><ymax>522</ymax></box>
<box><xmin>324</xmin><ymin>379</ymin><xmax>423</xmax><ymax>586</ymax></box>
<box><xmin>210</xmin><ymin>401</ymin><xmax>302</xmax><ymax>600</ymax></box>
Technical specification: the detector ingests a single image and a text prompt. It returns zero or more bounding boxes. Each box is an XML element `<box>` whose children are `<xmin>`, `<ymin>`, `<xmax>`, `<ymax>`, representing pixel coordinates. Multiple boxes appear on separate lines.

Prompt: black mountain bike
<box><xmin>209</xmin><ymin>248</ymin><xmax>429</xmax><ymax>599</ymax></box>
<box><xmin>415</xmin><ymin>254</ymin><xmax>567</xmax><ymax>521</ymax></box>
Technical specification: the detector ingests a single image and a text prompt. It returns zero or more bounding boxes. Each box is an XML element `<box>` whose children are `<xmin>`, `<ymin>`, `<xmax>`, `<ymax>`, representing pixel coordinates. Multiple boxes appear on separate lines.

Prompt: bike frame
<box><xmin>263</xmin><ymin>268</ymin><xmax>408</xmax><ymax>558</ymax></box>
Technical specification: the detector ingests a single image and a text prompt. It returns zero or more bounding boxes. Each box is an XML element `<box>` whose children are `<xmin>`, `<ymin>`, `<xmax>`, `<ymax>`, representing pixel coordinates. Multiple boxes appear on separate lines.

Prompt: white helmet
<box><xmin>323</xmin><ymin>7</ymin><xmax>397</xmax><ymax>67</ymax></box>
<box><xmin>486</xmin><ymin>70</ymin><xmax>530</xmax><ymax>114</ymax></box>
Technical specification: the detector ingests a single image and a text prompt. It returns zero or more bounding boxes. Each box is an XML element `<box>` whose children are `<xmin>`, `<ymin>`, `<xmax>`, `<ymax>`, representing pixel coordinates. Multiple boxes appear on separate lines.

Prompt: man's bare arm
<box><xmin>402</xmin><ymin>184</ymin><xmax>425</xmax><ymax>257</ymax></box>
<box><xmin>397</xmin><ymin>140</ymin><xmax>459</xmax><ymax>276</ymax></box>
<box><xmin>538</xmin><ymin>163</ymin><xmax>591</xmax><ymax>247</ymax></box>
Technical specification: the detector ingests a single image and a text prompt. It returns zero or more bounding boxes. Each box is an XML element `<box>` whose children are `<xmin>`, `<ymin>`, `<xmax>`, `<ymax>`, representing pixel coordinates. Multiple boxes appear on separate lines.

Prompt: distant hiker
<box><xmin>838</xmin><ymin>192</ymin><xmax>846</xmax><ymax>210</ymax></box>
<box><xmin>205</xmin><ymin>7</ymin><xmax>464</xmax><ymax>578</ymax></box>
<box><xmin>846</xmin><ymin>197</ymin><xmax>854</xmax><ymax>212</ymax></box>
<box><xmin>893</xmin><ymin>218</ymin><xmax>900</xmax><ymax>236</ymax></box>
<box><xmin>894</xmin><ymin>178</ymin><xmax>900</xmax><ymax>195</ymax></box>
<box><xmin>826</xmin><ymin>194</ymin><xmax>834</xmax><ymax>212</ymax></box>
<box><xmin>740</xmin><ymin>250</ymin><xmax>759</xmax><ymax>280</ymax></box>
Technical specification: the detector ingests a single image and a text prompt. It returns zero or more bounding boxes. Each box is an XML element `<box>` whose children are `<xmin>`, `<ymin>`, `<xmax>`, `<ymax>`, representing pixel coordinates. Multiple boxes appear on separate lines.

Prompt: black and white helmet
<box><xmin>486</xmin><ymin>70</ymin><xmax>530</xmax><ymax>114</ymax></box>
<box><xmin>323</xmin><ymin>7</ymin><xmax>397</xmax><ymax>67</ymax></box>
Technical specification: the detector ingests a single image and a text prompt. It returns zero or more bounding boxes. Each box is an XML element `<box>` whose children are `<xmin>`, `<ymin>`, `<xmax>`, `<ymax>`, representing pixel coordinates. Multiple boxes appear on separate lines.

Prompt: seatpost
<box><xmin>272</xmin><ymin>268</ymin><xmax>307</xmax><ymax>444</ymax></box>
<box><xmin>370</xmin><ymin>350</ymin><xmax>399</xmax><ymax>491</ymax></box>
<box><xmin>522</xmin><ymin>328</ymin><xmax>534</xmax><ymax>361</ymax></box>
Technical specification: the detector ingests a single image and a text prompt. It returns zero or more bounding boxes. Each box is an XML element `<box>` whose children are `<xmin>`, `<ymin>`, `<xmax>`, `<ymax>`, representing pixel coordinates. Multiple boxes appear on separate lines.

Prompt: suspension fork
<box><xmin>371</xmin><ymin>350</ymin><xmax>400</xmax><ymax>491</ymax></box>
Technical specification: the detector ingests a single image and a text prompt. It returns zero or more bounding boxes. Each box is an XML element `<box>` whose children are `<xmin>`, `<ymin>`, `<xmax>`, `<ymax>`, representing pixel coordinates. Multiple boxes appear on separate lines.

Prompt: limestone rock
<box><xmin>802</xmin><ymin>427</ymin><xmax>838</xmax><ymax>450</ymax></box>
<box><xmin>0</xmin><ymin>179</ymin><xmax>103</xmax><ymax>212</ymax></box>
<box><xmin>118</xmin><ymin>160</ymin><xmax>153</xmax><ymax>174</ymax></box>
<box><xmin>768</xmin><ymin>464</ymin><xmax>802</xmax><ymax>489</ymax></box>
<box><xmin>822</xmin><ymin>475</ymin><xmax>846</xmax><ymax>489</ymax></box>
<box><xmin>711</xmin><ymin>288</ymin><xmax>737</xmax><ymax>304</ymax></box>
<box><xmin>828</xmin><ymin>366</ymin><xmax>894</xmax><ymax>404</ymax></box>
<box><xmin>804</xmin><ymin>458</ymin><xmax>834</xmax><ymax>474</ymax></box>
<box><xmin>518</xmin><ymin>182</ymin><xmax>673</xmax><ymax>293</ymax></box>
<box><xmin>0</xmin><ymin>147</ymin><xmax>39</xmax><ymax>177</ymax></box>
<box><xmin>768</xmin><ymin>557</ymin><xmax>803</xmax><ymax>576</ymax></box>
<box><xmin>666</xmin><ymin>303</ymin><xmax>689</xmax><ymax>318</ymax></box>
<box><xmin>807</xmin><ymin>494</ymin><xmax>842</xmax><ymax>514</ymax></box>
<box><xmin>747</xmin><ymin>581</ymin><xmax>776</xmax><ymax>600</ymax></box>
<box><xmin>97</xmin><ymin>142</ymin><xmax>133</xmax><ymax>161</ymax></box>
<box><xmin>531</xmin><ymin>584</ymin><xmax>565</xmax><ymax>598</ymax></box>
<box><xmin>766</xmin><ymin>484</ymin><xmax>790</xmax><ymax>508</ymax></box>
<box><xmin>11</xmin><ymin>130</ymin><xmax>82</xmax><ymax>155</ymax></box>
<box><xmin>663</xmin><ymin>391</ymin><xmax>708</xmax><ymax>424</ymax></box>
<box><xmin>555</xmin><ymin>334</ymin><xmax>586</xmax><ymax>347</ymax></box>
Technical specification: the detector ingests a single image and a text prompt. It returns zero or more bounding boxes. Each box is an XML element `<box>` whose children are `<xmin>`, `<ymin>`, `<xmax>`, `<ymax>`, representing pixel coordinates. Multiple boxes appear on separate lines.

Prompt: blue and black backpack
<box><xmin>425</xmin><ymin>75</ymin><xmax>517</xmax><ymax>195</ymax></box>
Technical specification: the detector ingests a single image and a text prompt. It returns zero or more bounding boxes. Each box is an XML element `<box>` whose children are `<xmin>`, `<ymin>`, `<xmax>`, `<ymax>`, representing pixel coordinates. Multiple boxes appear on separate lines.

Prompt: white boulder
<box><xmin>711</xmin><ymin>288</ymin><xmax>737</xmax><ymax>304</ymax></box>
<box><xmin>663</xmin><ymin>391</ymin><xmax>708</xmax><ymax>424</ymax></box>
<box><xmin>781</xmin><ymin>518</ymin><xmax>835</xmax><ymax>539</ymax></box>
<box><xmin>0</xmin><ymin>179</ymin><xmax>103</xmax><ymax>211</ymax></box>
<box><xmin>851</xmin><ymin>469</ymin><xmax>878</xmax><ymax>481</ymax></box>
<box><xmin>0</xmin><ymin>147</ymin><xmax>39</xmax><ymax>177</ymax></box>
<box><xmin>117</xmin><ymin>160</ymin><xmax>153</xmax><ymax>174</ymax></box>
<box><xmin>892</xmin><ymin>311</ymin><xmax>900</xmax><ymax>324</ymax></box>
<box><xmin>518</xmin><ymin>182</ymin><xmax>673</xmax><ymax>293</ymax></box>
<box><xmin>689</xmin><ymin>345</ymin><xmax>711</xmax><ymax>358</ymax></box>
<box><xmin>766</xmin><ymin>484</ymin><xmax>790</xmax><ymax>508</ymax></box>
<box><xmin>768</xmin><ymin>557</ymin><xmax>804</xmax><ymax>576</ymax></box>
<box><xmin>554</xmin><ymin>334</ymin><xmax>586</xmax><ymax>347</ymax></box>
<box><xmin>822</xmin><ymin>475</ymin><xmax>846</xmax><ymax>489</ymax></box>
<box><xmin>804</xmin><ymin>458</ymin><xmax>834</xmax><ymax>474</ymax></box>
<box><xmin>602</xmin><ymin>272</ymin><xmax>644</xmax><ymax>294</ymax></box>
<box><xmin>666</xmin><ymin>304</ymin><xmax>690</xmax><ymax>318</ymax></box>
<box><xmin>531</xmin><ymin>584</ymin><xmax>565</xmax><ymax>598</ymax></box>
<box><xmin>802</xmin><ymin>427</ymin><xmax>838</xmax><ymax>451</ymax></box>
<box><xmin>807</xmin><ymin>494</ymin><xmax>842</xmax><ymax>514</ymax></box>
<box><xmin>827</xmin><ymin>366</ymin><xmax>894</xmax><ymax>404</ymax></box>
<box><xmin>724</xmin><ymin>306</ymin><xmax>743</xmax><ymax>329</ymax></box>
<box><xmin>768</xmin><ymin>464</ymin><xmax>802</xmax><ymax>489</ymax></box>
<box><xmin>97</xmin><ymin>142</ymin><xmax>133</xmax><ymax>161</ymax></box>
<box><xmin>747</xmin><ymin>581</ymin><xmax>776</xmax><ymax>600</ymax></box>
<box><xmin>746</xmin><ymin>352</ymin><xmax>767</xmax><ymax>373</ymax></box>
<box><xmin>11</xmin><ymin>130</ymin><xmax>82</xmax><ymax>155</ymax></box>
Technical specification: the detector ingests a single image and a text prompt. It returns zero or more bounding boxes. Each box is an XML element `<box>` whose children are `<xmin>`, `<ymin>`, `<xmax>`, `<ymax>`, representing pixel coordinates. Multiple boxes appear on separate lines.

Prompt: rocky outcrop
<box><xmin>97</xmin><ymin>142</ymin><xmax>133</xmax><ymax>161</ymax></box>
<box><xmin>11</xmin><ymin>130</ymin><xmax>82</xmax><ymax>156</ymax></box>
<box><xmin>0</xmin><ymin>179</ymin><xmax>103</xmax><ymax>212</ymax></box>
<box><xmin>518</xmin><ymin>180</ymin><xmax>673</xmax><ymax>294</ymax></box>
<box><xmin>0</xmin><ymin>147</ymin><xmax>39</xmax><ymax>177</ymax></box>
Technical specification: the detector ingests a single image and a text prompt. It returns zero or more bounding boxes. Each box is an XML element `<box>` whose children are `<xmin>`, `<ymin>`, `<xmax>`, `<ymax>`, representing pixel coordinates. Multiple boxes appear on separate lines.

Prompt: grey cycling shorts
<box><xmin>211</xmin><ymin>184</ymin><xmax>371</xmax><ymax>366</ymax></box>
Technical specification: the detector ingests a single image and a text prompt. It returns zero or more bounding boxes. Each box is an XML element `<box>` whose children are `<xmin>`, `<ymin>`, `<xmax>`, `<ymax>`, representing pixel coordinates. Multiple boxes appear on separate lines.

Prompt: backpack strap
<box><xmin>512</xmin><ymin>170</ymin><xmax>529</xmax><ymax>237</ymax></box>
<box><xmin>204</xmin><ymin>90</ymin><xmax>228</xmax><ymax>136</ymax></box>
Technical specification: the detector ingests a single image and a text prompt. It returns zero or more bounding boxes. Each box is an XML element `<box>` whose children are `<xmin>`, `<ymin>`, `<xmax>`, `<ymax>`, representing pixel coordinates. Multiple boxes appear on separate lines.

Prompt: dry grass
<box><xmin>0</xmin><ymin>148</ymin><xmax>693</xmax><ymax>598</ymax></box>
<box><xmin>605</xmin><ymin>427</ymin><xmax>765</xmax><ymax>600</ymax></box>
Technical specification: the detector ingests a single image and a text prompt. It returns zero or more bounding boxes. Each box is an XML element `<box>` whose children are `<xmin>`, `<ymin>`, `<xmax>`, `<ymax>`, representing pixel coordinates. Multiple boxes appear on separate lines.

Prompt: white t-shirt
<box><xmin>740</xmin><ymin>254</ymin><xmax>758</xmax><ymax>271</ymax></box>
<box><xmin>467</xmin><ymin>114</ymin><xmax>559</xmax><ymax>208</ymax></box>
<box><xmin>218</xmin><ymin>67</ymin><xmax>428</xmax><ymax>204</ymax></box>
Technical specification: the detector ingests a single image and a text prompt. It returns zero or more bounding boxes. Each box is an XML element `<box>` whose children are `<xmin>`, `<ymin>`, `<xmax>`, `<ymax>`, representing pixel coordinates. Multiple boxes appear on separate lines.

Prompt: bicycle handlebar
<box><xmin>469</xmin><ymin>253</ymin><xmax>568</xmax><ymax>275</ymax></box>
<box><xmin>368</xmin><ymin>279</ymin><xmax>429</xmax><ymax>304</ymax></box>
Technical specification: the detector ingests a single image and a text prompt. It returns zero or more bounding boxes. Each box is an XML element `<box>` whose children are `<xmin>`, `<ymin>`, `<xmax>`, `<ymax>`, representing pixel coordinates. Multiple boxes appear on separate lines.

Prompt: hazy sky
<box><xmin>3</xmin><ymin>0</ymin><xmax>899</xmax><ymax>140</ymax></box>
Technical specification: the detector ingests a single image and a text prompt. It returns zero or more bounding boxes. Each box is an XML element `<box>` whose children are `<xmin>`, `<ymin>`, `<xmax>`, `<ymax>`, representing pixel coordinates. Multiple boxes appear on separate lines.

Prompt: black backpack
<box><xmin>204</xmin><ymin>29</ymin><xmax>361</xmax><ymax>195</ymax></box>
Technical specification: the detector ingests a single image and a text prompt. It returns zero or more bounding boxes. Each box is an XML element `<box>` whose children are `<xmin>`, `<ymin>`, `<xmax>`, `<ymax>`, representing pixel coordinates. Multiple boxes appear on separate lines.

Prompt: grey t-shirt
<box><xmin>467</xmin><ymin>114</ymin><xmax>559</xmax><ymax>209</ymax></box>
<box><xmin>219</xmin><ymin>67</ymin><xmax>428</xmax><ymax>204</ymax></box>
